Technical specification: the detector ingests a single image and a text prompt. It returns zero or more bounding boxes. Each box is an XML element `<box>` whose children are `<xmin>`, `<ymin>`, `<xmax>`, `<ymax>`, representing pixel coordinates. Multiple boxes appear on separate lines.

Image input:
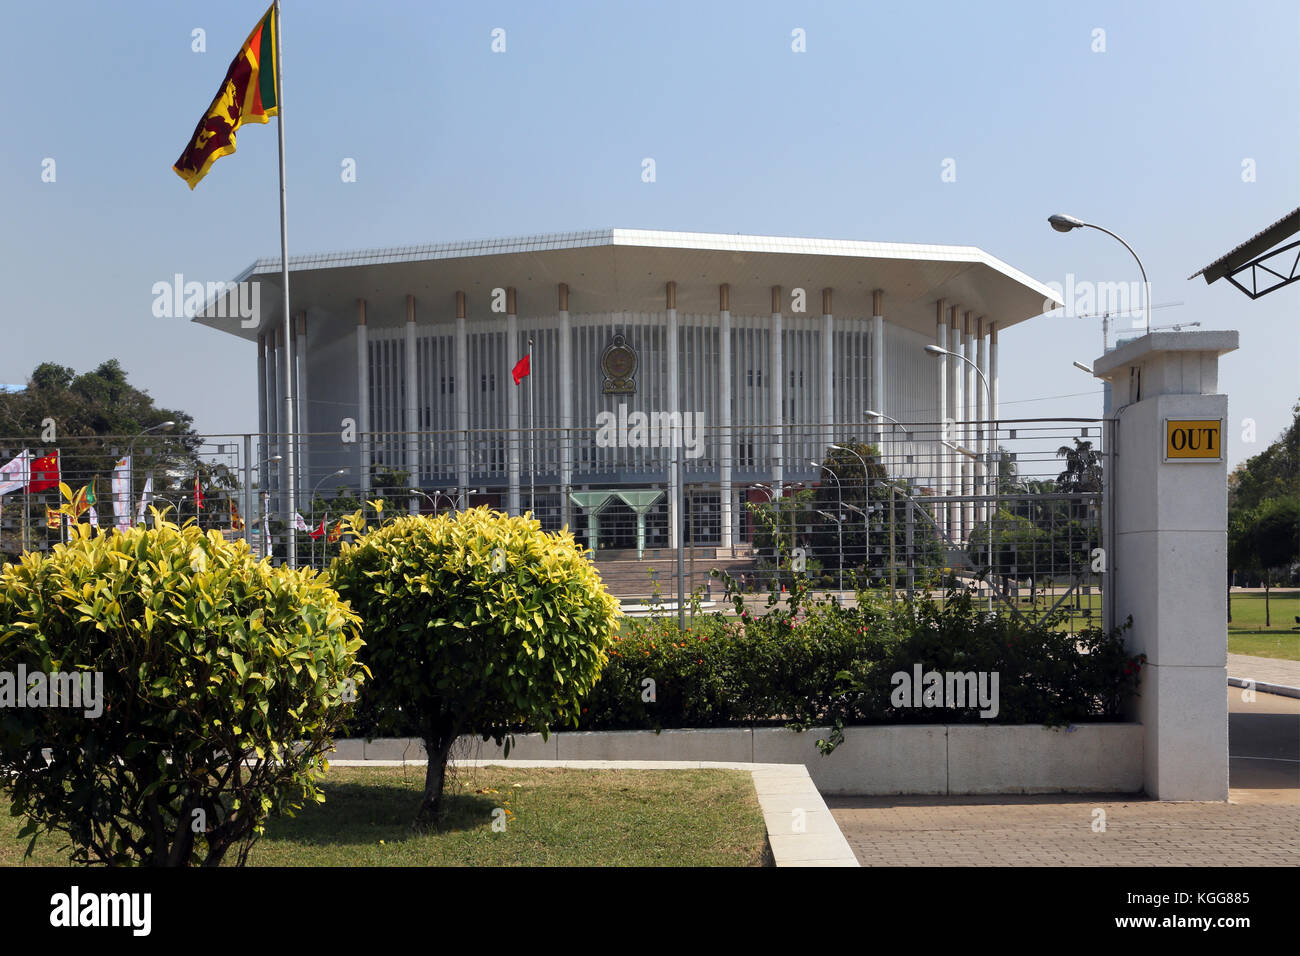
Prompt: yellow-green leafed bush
<box><xmin>329</xmin><ymin>507</ymin><xmax>620</xmax><ymax>825</ymax></box>
<box><xmin>0</xmin><ymin>517</ymin><xmax>366</xmax><ymax>866</ymax></box>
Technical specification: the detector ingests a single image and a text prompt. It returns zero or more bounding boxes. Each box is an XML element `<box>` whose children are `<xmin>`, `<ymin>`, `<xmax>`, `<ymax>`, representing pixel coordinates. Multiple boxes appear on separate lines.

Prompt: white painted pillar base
<box><xmin>1093</xmin><ymin>330</ymin><xmax>1238</xmax><ymax>801</ymax></box>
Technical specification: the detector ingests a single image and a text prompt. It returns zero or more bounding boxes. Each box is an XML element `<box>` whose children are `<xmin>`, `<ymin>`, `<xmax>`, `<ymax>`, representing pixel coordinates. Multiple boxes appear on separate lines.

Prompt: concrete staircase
<box><xmin>588</xmin><ymin>549</ymin><xmax>758</xmax><ymax>600</ymax></box>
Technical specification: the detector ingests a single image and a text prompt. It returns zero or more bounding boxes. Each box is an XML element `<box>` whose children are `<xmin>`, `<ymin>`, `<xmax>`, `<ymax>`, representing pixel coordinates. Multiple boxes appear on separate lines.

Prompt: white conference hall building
<box><xmin>198</xmin><ymin>229</ymin><xmax>1061</xmax><ymax>553</ymax></box>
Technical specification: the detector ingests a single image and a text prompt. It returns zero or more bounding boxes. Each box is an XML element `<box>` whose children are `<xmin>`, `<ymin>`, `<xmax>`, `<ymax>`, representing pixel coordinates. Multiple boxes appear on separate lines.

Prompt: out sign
<box><xmin>1164</xmin><ymin>419</ymin><xmax>1222</xmax><ymax>462</ymax></box>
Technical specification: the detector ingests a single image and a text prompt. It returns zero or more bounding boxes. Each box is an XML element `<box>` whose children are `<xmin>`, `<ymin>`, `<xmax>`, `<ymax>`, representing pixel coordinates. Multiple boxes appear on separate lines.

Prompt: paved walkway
<box><xmin>830</xmin><ymin>688</ymin><xmax>1300</xmax><ymax>866</ymax></box>
<box><xmin>1228</xmin><ymin>652</ymin><xmax>1300</xmax><ymax>697</ymax></box>
<box><xmin>826</xmin><ymin>792</ymin><xmax>1298</xmax><ymax>866</ymax></box>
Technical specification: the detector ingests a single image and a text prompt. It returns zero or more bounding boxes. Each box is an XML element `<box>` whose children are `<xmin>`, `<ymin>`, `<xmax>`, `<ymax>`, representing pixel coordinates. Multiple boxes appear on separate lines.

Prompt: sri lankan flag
<box><xmin>173</xmin><ymin>4</ymin><xmax>279</xmax><ymax>189</ymax></box>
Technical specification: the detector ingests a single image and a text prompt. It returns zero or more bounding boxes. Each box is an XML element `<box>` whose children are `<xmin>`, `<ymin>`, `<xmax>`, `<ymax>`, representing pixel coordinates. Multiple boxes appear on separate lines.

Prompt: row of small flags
<box><xmin>0</xmin><ymin>450</ymin><xmax>230</xmax><ymax>532</ymax></box>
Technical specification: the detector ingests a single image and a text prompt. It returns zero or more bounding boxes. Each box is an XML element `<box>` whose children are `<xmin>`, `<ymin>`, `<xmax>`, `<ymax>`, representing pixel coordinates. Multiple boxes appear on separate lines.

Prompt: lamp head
<box><xmin>923</xmin><ymin>345</ymin><xmax>946</xmax><ymax>357</ymax></box>
<box><xmin>1048</xmin><ymin>213</ymin><xmax>1085</xmax><ymax>233</ymax></box>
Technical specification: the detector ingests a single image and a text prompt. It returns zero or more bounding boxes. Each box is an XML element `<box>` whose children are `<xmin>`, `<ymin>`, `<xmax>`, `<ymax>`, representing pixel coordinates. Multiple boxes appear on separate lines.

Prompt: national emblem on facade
<box><xmin>601</xmin><ymin>334</ymin><xmax>637</xmax><ymax>394</ymax></box>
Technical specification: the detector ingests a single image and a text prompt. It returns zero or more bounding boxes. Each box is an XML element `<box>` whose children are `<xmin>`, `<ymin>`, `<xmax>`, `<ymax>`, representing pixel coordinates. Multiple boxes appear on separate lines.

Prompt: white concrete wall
<box><xmin>333</xmin><ymin>723</ymin><xmax>1145</xmax><ymax>795</ymax></box>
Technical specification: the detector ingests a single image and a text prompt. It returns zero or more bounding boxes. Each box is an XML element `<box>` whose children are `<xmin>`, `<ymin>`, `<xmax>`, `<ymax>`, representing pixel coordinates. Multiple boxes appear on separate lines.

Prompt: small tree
<box><xmin>0</xmin><ymin>510</ymin><xmax>365</xmax><ymax>866</ymax></box>
<box><xmin>329</xmin><ymin>507</ymin><xmax>620</xmax><ymax>828</ymax></box>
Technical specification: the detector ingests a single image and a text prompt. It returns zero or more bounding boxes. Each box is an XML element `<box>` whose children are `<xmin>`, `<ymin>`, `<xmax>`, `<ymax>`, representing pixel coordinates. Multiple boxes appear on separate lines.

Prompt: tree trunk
<box><xmin>1265</xmin><ymin>571</ymin><xmax>1271</xmax><ymax>628</ymax></box>
<box><xmin>415</xmin><ymin>724</ymin><xmax>458</xmax><ymax>829</ymax></box>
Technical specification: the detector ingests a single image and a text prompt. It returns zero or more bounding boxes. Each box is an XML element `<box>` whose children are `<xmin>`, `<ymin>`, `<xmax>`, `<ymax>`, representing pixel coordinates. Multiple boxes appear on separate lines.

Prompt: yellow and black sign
<box><xmin>1164</xmin><ymin>419</ymin><xmax>1223</xmax><ymax>461</ymax></box>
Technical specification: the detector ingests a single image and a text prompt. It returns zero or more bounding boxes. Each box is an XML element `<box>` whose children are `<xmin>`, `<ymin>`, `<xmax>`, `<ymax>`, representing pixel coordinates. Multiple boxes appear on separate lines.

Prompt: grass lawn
<box><xmin>1228</xmin><ymin>590</ymin><xmax>1300</xmax><ymax>660</ymax></box>
<box><xmin>0</xmin><ymin>765</ymin><xmax>772</xmax><ymax>867</ymax></box>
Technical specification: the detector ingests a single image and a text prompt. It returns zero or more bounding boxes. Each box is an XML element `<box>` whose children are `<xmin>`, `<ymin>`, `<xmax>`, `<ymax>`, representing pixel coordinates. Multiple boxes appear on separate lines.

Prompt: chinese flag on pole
<box><xmin>27</xmin><ymin>452</ymin><xmax>59</xmax><ymax>493</ymax></box>
<box><xmin>194</xmin><ymin>476</ymin><xmax>205</xmax><ymax>512</ymax></box>
<box><xmin>309</xmin><ymin>516</ymin><xmax>327</xmax><ymax>539</ymax></box>
<box><xmin>512</xmin><ymin>354</ymin><xmax>530</xmax><ymax>385</ymax></box>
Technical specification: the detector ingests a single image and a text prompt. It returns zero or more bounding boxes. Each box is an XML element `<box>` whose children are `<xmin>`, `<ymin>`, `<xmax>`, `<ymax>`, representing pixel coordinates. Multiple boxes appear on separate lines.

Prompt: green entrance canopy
<box><xmin>569</xmin><ymin>489</ymin><xmax>664</xmax><ymax>558</ymax></box>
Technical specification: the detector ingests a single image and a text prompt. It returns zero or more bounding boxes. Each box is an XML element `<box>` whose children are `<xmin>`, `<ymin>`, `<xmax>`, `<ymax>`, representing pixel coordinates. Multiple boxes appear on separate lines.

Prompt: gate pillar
<box><xmin>1093</xmin><ymin>330</ymin><xmax>1239</xmax><ymax>800</ymax></box>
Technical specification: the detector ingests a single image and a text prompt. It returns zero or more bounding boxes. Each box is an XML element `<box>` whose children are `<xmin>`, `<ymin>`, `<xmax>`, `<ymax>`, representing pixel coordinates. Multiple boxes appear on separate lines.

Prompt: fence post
<box><xmin>242</xmin><ymin>434</ymin><xmax>252</xmax><ymax>550</ymax></box>
<box><xmin>1092</xmin><ymin>330</ymin><xmax>1238</xmax><ymax>801</ymax></box>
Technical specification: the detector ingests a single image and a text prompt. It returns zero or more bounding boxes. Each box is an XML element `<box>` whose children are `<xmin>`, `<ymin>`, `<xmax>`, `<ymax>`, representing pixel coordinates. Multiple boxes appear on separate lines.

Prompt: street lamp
<box><xmin>864</xmin><ymin>410</ymin><xmax>911</xmax><ymax>437</ymax></box>
<box><xmin>925</xmin><ymin>346</ymin><xmax>998</xmax><ymax>608</ymax></box>
<box><xmin>408</xmin><ymin>488</ymin><xmax>438</xmax><ymax>513</ymax></box>
<box><xmin>812</xmin><ymin>461</ymin><xmax>847</xmax><ymax>593</ymax></box>
<box><xmin>309</xmin><ymin>468</ymin><xmax>349</xmax><ymax>569</ymax></box>
<box><xmin>814</xmin><ymin>509</ymin><xmax>845</xmax><ymax>594</ymax></box>
<box><xmin>255</xmin><ymin>453</ymin><xmax>282</xmax><ymax>560</ymax></box>
<box><xmin>127</xmin><ymin>421</ymin><xmax>174</xmax><ymax>526</ymax></box>
<box><xmin>1048</xmin><ymin>213</ymin><xmax>1151</xmax><ymax>339</ymax></box>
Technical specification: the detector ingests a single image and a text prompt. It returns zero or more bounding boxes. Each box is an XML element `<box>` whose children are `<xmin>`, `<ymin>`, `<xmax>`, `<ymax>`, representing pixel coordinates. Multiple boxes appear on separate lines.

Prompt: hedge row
<box><xmin>571</xmin><ymin>590</ymin><xmax>1142</xmax><ymax>731</ymax></box>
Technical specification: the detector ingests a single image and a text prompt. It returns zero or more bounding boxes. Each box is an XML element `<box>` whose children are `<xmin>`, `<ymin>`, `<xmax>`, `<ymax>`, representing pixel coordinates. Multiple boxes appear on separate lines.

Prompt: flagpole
<box><xmin>528</xmin><ymin>336</ymin><xmax>535</xmax><ymax>517</ymax></box>
<box><xmin>273</xmin><ymin>0</ymin><xmax>297</xmax><ymax>568</ymax></box>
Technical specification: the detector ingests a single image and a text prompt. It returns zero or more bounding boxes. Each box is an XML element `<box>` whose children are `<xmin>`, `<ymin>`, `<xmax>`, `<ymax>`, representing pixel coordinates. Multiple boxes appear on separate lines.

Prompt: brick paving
<box><xmin>827</xmin><ymin>792</ymin><xmax>1300</xmax><ymax>866</ymax></box>
<box><xmin>830</xmin><ymin>687</ymin><xmax>1300</xmax><ymax>866</ymax></box>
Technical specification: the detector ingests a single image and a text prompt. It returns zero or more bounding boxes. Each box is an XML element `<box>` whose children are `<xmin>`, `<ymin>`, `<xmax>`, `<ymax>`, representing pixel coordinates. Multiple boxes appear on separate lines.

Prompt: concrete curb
<box><xmin>329</xmin><ymin>758</ymin><xmax>859</xmax><ymax>867</ymax></box>
<box><xmin>1228</xmin><ymin>676</ymin><xmax>1300</xmax><ymax>700</ymax></box>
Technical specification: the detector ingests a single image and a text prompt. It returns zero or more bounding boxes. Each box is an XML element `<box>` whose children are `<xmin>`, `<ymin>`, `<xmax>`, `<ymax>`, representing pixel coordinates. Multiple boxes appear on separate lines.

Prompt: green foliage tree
<box><xmin>1227</xmin><ymin>401</ymin><xmax>1300</xmax><ymax>621</ymax></box>
<box><xmin>1229</xmin><ymin>495</ymin><xmax>1300</xmax><ymax>626</ymax></box>
<box><xmin>328</xmin><ymin>507</ymin><xmax>621</xmax><ymax>828</ymax></box>
<box><xmin>0</xmin><ymin>515</ymin><xmax>365</xmax><ymax>866</ymax></box>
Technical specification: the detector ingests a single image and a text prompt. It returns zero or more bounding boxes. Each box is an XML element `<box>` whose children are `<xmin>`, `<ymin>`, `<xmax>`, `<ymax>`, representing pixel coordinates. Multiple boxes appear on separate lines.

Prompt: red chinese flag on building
<box><xmin>27</xmin><ymin>451</ymin><xmax>59</xmax><ymax>493</ymax></box>
<box><xmin>512</xmin><ymin>354</ymin><xmax>530</xmax><ymax>385</ymax></box>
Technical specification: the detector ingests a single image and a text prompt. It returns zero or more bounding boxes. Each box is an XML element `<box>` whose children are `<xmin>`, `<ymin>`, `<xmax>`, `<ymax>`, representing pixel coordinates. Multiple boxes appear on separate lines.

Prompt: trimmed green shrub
<box><xmin>578</xmin><ymin>589</ymin><xmax>1141</xmax><ymax>739</ymax></box>
<box><xmin>0</xmin><ymin>516</ymin><xmax>365</xmax><ymax>866</ymax></box>
<box><xmin>329</xmin><ymin>507</ymin><xmax>620</xmax><ymax>827</ymax></box>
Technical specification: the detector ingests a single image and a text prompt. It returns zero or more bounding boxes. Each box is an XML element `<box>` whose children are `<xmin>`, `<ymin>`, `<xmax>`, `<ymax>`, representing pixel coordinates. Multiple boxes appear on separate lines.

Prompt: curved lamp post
<box><xmin>1048</xmin><ymin>213</ymin><xmax>1151</xmax><ymax>341</ymax></box>
<box><xmin>309</xmin><ymin>468</ymin><xmax>349</xmax><ymax>568</ymax></box>
<box><xmin>127</xmin><ymin>421</ymin><xmax>174</xmax><ymax>527</ymax></box>
<box><xmin>812</xmin><ymin>460</ymin><xmax>846</xmax><ymax>593</ymax></box>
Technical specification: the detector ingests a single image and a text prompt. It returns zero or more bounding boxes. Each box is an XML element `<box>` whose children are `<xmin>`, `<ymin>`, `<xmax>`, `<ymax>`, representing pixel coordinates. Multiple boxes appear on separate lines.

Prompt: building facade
<box><xmin>198</xmin><ymin>229</ymin><xmax>1060</xmax><ymax>551</ymax></box>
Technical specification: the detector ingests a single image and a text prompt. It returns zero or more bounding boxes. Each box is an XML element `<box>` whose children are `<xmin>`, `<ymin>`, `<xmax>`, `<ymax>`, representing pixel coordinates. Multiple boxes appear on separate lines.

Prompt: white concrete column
<box><xmin>770</xmin><ymin>286</ymin><xmax>784</xmax><ymax>496</ymax></box>
<box><xmin>455</xmin><ymin>292</ymin><xmax>470</xmax><ymax>504</ymax></box>
<box><xmin>963</xmin><ymin>311</ymin><xmax>976</xmax><ymax>540</ymax></box>
<box><xmin>558</xmin><ymin>283</ymin><xmax>573</xmax><ymax>527</ymax></box>
<box><xmin>1092</xmin><ymin>330</ymin><xmax>1239</xmax><ymax>800</ymax></box>
<box><xmin>506</xmin><ymin>288</ymin><xmax>520</xmax><ymax>516</ymax></box>
<box><xmin>949</xmin><ymin>306</ymin><xmax>963</xmax><ymax>541</ymax></box>
<box><xmin>821</xmin><ymin>288</ymin><xmax>835</xmax><ymax>457</ymax></box>
<box><xmin>935</xmin><ymin>300</ymin><xmax>947</xmax><ymax>538</ymax></box>
<box><xmin>265</xmin><ymin>330</ymin><xmax>279</xmax><ymax>511</ymax></box>
<box><xmin>405</xmin><ymin>295</ymin><xmax>419</xmax><ymax>513</ymax></box>
<box><xmin>976</xmin><ymin>317</ymin><xmax>988</xmax><ymax>529</ymax></box>
<box><xmin>667</xmin><ymin>281</ymin><xmax>680</xmax><ymax>549</ymax></box>
<box><xmin>989</xmin><ymin>322</ymin><xmax>999</xmax><ymax>423</ymax></box>
<box><xmin>295</xmin><ymin>312</ymin><xmax>310</xmax><ymax>500</ymax></box>
<box><xmin>719</xmin><ymin>283</ymin><xmax>734</xmax><ymax>549</ymax></box>
<box><xmin>257</xmin><ymin>332</ymin><xmax>269</xmax><ymax>485</ymax></box>
<box><xmin>356</xmin><ymin>299</ymin><xmax>371</xmax><ymax>497</ymax></box>
<box><xmin>871</xmin><ymin>290</ymin><xmax>884</xmax><ymax>448</ymax></box>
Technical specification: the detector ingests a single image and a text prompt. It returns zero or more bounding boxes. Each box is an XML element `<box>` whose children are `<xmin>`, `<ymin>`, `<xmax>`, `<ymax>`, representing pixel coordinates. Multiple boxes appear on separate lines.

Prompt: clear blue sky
<box><xmin>3</xmin><ymin>0</ymin><xmax>1296</xmax><ymax>468</ymax></box>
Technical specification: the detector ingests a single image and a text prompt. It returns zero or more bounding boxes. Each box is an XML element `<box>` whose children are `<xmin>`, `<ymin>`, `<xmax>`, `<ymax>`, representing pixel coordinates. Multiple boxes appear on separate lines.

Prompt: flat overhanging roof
<box><xmin>194</xmin><ymin>228</ymin><xmax>1064</xmax><ymax>342</ymax></box>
